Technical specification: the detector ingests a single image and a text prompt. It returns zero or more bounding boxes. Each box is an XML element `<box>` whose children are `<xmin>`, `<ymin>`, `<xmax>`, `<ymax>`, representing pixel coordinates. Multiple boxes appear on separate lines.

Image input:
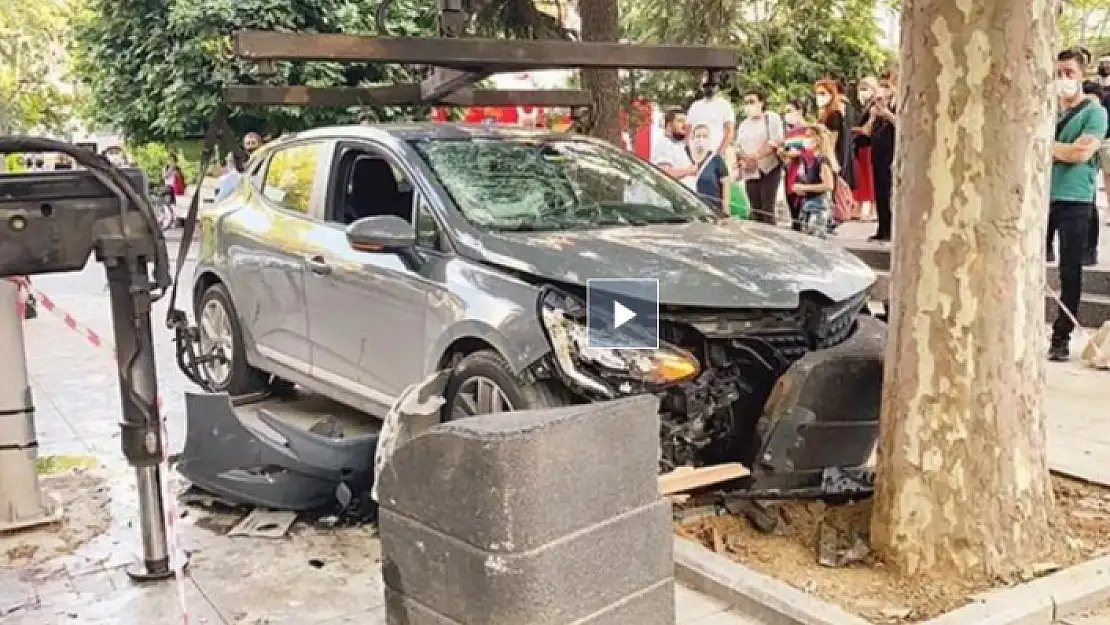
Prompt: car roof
<box><xmin>269</xmin><ymin>122</ymin><xmax>586</xmax><ymax>146</ymax></box>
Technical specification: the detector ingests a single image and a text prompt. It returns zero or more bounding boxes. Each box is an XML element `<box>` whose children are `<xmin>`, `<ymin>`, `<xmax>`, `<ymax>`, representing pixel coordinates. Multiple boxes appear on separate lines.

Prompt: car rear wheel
<box><xmin>442</xmin><ymin>350</ymin><xmax>570</xmax><ymax>422</ymax></box>
<box><xmin>196</xmin><ymin>283</ymin><xmax>270</xmax><ymax>395</ymax></box>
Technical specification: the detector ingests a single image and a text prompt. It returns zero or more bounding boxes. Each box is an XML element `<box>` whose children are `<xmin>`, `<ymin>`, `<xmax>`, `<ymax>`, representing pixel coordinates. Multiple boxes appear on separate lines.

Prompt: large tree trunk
<box><xmin>870</xmin><ymin>0</ymin><xmax>1057</xmax><ymax>578</ymax></box>
<box><xmin>577</xmin><ymin>0</ymin><xmax>621</xmax><ymax>144</ymax></box>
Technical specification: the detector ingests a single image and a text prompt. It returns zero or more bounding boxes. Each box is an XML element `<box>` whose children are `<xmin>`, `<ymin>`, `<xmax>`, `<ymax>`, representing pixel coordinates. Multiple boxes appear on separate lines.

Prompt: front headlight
<box><xmin>539</xmin><ymin>289</ymin><xmax>700</xmax><ymax>391</ymax></box>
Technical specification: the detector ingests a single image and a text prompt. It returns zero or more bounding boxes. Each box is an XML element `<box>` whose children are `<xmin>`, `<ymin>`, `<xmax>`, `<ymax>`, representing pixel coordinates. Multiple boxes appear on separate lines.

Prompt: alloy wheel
<box><xmin>451</xmin><ymin>376</ymin><xmax>515</xmax><ymax>420</ymax></box>
<box><xmin>198</xmin><ymin>298</ymin><xmax>234</xmax><ymax>389</ymax></box>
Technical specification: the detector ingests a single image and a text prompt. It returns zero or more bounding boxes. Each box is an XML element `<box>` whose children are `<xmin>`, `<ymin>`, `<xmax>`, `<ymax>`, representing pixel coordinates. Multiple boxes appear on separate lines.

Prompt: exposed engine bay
<box><xmin>537</xmin><ymin>286</ymin><xmax>871</xmax><ymax>472</ymax></box>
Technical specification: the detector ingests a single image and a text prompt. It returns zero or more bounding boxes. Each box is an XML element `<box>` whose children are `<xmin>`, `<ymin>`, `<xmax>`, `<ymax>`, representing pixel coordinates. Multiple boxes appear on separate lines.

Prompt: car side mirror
<box><xmin>346</xmin><ymin>215</ymin><xmax>416</xmax><ymax>252</ymax></box>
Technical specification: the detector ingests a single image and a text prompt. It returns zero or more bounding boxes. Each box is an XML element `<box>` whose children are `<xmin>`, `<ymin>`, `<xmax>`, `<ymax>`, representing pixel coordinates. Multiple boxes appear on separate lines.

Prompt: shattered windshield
<box><xmin>410</xmin><ymin>137</ymin><xmax>718</xmax><ymax>232</ymax></box>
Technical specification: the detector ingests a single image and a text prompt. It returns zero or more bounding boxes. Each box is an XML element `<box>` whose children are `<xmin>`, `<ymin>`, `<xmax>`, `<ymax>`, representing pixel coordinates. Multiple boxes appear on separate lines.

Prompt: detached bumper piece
<box><xmin>726</xmin><ymin>315</ymin><xmax>886</xmax><ymax>501</ymax></box>
<box><xmin>176</xmin><ymin>392</ymin><xmax>379</xmax><ymax>512</ymax></box>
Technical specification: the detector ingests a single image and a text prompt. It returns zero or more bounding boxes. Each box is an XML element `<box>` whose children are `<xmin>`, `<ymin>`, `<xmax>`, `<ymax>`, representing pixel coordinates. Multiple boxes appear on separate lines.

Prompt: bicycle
<box><xmin>153</xmin><ymin>189</ymin><xmax>177</xmax><ymax>232</ymax></box>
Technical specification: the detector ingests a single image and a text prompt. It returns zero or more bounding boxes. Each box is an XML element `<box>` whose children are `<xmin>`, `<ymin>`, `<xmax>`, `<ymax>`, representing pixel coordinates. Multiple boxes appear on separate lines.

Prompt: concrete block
<box><xmin>380</xmin><ymin>500</ymin><xmax>672</xmax><ymax>624</ymax></box>
<box><xmin>384</xmin><ymin>579</ymin><xmax>675</xmax><ymax>625</ymax></box>
<box><xmin>377</xmin><ymin>395</ymin><xmax>662</xmax><ymax>552</ymax></box>
<box><xmin>378</xmin><ymin>395</ymin><xmax>673</xmax><ymax>625</ymax></box>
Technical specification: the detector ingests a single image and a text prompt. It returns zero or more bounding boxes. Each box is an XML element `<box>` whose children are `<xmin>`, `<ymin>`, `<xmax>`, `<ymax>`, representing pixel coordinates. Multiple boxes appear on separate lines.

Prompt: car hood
<box><xmin>453</xmin><ymin>220</ymin><xmax>876</xmax><ymax>308</ymax></box>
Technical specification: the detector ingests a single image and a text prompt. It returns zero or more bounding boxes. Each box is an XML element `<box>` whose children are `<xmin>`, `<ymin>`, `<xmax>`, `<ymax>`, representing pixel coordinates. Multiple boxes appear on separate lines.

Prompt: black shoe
<box><xmin>1082</xmin><ymin>250</ymin><xmax>1097</xmax><ymax>267</ymax></box>
<box><xmin>1048</xmin><ymin>344</ymin><xmax>1070</xmax><ymax>362</ymax></box>
<box><xmin>23</xmin><ymin>295</ymin><xmax>37</xmax><ymax>320</ymax></box>
<box><xmin>1047</xmin><ymin>249</ymin><xmax>1056</xmax><ymax>263</ymax></box>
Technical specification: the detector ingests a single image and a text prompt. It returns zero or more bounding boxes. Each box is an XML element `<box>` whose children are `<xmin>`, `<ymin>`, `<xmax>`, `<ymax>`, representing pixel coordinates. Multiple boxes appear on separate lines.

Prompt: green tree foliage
<box><xmin>0</xmin><ymin>0</ymin><xmax>82</xmax><ymax>133</ymax></box>
<box><xmin>72</xmin><ymin>0</ymin><xmax>439</xmax><ymax>142</ymax></box>
<box><xmin>1060</xmin><ymin>0</ymin><xmax>1110</xmax><ymax>54</ymax></box>
<box><xmin>620</xmin><ymin>0</ymin><xmax>889</xmax><ymax>109</ymax></box>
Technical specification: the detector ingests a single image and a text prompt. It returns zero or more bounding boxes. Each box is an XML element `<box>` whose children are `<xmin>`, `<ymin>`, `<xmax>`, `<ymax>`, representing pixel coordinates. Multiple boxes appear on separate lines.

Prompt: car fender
<box><xmin>427</xmin><ymin>317</ymin><xmax>553</xmax><ymax>378</ymax></box>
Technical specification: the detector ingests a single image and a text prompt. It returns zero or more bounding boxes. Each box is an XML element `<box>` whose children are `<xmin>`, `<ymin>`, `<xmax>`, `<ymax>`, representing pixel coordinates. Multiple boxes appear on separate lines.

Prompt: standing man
<box><xmin>686</xmin><ymin>71</ymin><xmax>735</xmax><ymax>158</ymax></box>
<box><xmin>652</xmin><ymin>108</ymin><xmax>696</xmax><ymax>188</ymax></box>
<box><xmin>243</xmin><ymin>132</ymin><xmax>263</xmax><ymax>155</ymax></box>
<box><xmin>1049</xmin><ymin>47</ymin><xmax>1107</xmax><ymax>361</ymax></box>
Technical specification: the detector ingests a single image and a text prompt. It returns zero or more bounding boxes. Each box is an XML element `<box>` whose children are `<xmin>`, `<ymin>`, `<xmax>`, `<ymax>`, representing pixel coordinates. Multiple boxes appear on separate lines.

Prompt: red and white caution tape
<box><xmin>6</xmin><ymin>276</ymin><xmax>190</xmax><ymax>624</ymax></box>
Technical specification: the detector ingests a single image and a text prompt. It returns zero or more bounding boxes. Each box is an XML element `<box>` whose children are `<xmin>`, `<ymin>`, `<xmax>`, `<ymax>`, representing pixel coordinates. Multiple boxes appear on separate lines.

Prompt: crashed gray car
<box><xmin>190</xmin><ymin>123</ymin><xmax>885</xmax><ymax>499</ymax></box>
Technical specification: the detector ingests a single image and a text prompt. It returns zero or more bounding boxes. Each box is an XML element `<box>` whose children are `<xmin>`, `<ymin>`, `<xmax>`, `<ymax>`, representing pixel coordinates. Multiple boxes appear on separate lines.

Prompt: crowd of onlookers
<box><xmin>648</xmin><ymin>53</ymin><xmax>1107</xmax><ymax>364</ymax></box>
<box><xmin>650</xmin><ymin>70</ymin><xmax>898</xmax><ymax>241</ymax></box>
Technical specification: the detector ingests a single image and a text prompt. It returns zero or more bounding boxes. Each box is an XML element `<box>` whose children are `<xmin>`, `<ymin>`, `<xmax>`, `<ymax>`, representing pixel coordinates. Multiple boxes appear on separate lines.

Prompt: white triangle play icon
<box><xmin>613</xmin><ymin>301</ymin><xmax>637</xmax><ymax>329</ymax></box>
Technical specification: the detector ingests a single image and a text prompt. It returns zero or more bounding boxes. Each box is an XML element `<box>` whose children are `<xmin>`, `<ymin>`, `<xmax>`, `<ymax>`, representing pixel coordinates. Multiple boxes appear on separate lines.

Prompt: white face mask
<box><xmin>815</xmin><ymin>93</ymin><xmax>832</xmax><ymax>107</ymax></box>
<box><xmin>692</xmin><ymin>138</ymin><xmax>710</xmax><ymax>152</ymax></box>
<box><xmin>858</xmin><ymin>89</ymin><xmax>873</xmax><ymax>102</ymax></box>
<box><xmin>784</xmin><ymin>112</ymin><xmax>802</xmax><ymax>126</ymax></box>
<box><xmin>745</xmin><ymin>104</ymin><xmax>761</xmax><ymax>118</ymax></box>
<box><xmin>1055</xmin><ymin>78</ymin><xmax>1080</xmax><ymax>97</ymax></box>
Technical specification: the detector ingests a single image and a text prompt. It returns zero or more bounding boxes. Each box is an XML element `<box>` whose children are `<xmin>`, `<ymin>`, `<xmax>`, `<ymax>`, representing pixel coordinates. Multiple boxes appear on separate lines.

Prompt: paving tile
<box><xmin>684</xmin><ymin>608</ymin><xmax>765</xmax><ymax>624</ymax></box>
<box><xmin>676</xmin><ymin>583</ymin><xmax>729</xmax><ymax>622</ymax></box>
<box><xmin>8</xmin><ymin>570</ymin><xmax>227</xmax><ymax>625</ymax></box>
<box><xmin>190</xmin><ymin>530</ymin><xmax>385</xmax><ymax>624</ymax></box>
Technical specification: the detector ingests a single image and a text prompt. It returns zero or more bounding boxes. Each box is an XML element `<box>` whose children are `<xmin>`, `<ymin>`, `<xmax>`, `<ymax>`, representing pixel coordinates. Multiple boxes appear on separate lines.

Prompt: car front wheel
<box><xmin>196</xmin><ymin>283</ymin><xmax>270</xmax><ymax>395</ymax></box>
<box><xmin>442</xmin><ymin>350</ymin><xmax>570</xmax><ymax>422</ymax></box>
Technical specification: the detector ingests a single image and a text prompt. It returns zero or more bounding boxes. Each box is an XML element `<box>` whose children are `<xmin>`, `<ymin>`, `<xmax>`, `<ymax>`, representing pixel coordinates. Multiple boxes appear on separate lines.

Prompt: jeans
<box><xmin>1049</xmin><ymin>201</ymin><xmax>1091</xmax><ymax>346</ymax></box>
<box><xmin>800</xmin><ymin>196</ymin><xmax>830</xmax><ymax>238</ymax></box>
<box><xmin>1051</xmin><ymin>197</ymin><xmax>1101</xmax><ymax>258</ymax></box>
<box><xmin>873</xmin><ymin>163</ymin><xmax>893</xmax><ymax>239</ymax></box>
<box><xmin>1089</xmin><ymin>204</ymin><xmax>1100</xmax><ymax>256</ymax></box>
<box><xmin>745</xmin><ymin>164</ymin><xmax>784</xmax><ymax>225</ymax></box>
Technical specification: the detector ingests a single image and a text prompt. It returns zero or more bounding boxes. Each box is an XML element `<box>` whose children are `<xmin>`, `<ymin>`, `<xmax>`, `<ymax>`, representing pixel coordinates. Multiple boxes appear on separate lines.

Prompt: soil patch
<box><xmin>0</xmin><ymin>469</ymin><xmax>111</xmax><ymax>569</ymax></box>
<box><xmin>675</xmin><ymin>475</ymin><xmax>1110</xmax><ymax>623</ymax></box>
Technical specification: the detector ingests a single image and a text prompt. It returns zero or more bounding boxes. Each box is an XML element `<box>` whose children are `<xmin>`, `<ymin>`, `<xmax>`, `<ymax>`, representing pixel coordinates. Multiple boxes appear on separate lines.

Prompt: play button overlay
<box><xmin>613</xmin><ymin>301</ymin><xmax>636</xmax><ymax>328</ymax></box>
<box><xmin>586</xmin><ymin>278</ymin><xmax>659</xmax><ymax>349</ymax></box>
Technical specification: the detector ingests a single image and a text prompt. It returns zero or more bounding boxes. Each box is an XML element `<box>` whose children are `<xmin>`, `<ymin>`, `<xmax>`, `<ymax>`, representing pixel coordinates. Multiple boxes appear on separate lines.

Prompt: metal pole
<box><xmin>103</xmin><ymin>260</ymin><xmax>175</xmax><ymax>581</ymax></box>
<box><xmin>0</xmin><ymin>279</ymin><xmax>62</xmax><ymax>532</ymax></box>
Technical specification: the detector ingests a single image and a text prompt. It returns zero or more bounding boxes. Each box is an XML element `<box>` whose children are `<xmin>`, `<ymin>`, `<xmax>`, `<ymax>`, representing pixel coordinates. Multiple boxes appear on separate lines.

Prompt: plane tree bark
<box><xmin>870</xmin><ymin>0</ymin><xmax>1057</xmax><ymax>578</ymax></box>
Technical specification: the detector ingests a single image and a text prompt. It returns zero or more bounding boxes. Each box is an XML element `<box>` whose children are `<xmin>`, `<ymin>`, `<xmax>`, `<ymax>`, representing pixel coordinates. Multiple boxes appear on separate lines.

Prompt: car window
<box><xmin>262</xmin><ymin>143</ymin><xmax>325</xmax><ymax>214</ymax></box>
<box><xmin>409</xmin><ymin>137</ymin><xmax>718</xmax><ymax>232</ymax></box>
<box><xmin>328</xmin><ymin>145</ymin><xmax>416</xmax><ymax>226</ymax></box>
<box><xmin>248</xmin><ymin>155</ymin><xmax>267</xmax><ymax>188</ymax></box>
<box><xmin>415</xmin><ymin>195</ymin><xmax>441</xmax><ymax>250</ymax></box>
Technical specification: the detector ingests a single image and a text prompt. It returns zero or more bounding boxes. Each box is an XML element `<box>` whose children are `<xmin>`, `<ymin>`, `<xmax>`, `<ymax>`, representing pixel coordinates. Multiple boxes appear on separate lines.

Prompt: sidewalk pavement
<box><xmin>1</xmin><ymin>256</ymin><xmax>761</xmax><ymax>624</ymax></box>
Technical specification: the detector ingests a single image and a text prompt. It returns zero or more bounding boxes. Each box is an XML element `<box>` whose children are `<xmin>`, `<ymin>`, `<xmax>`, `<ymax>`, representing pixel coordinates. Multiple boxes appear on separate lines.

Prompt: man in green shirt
<box><xmin>1049</xmin><ymin>47</ymin><xmax>1108</xmax><ymax>361</ymax></box>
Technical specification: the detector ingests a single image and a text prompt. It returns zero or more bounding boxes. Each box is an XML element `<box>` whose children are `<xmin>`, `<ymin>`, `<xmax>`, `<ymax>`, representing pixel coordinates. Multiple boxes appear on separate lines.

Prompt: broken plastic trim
<box><xmin>177</xmin><ymin>393</ymin><xmax>380</xmax><ymax>511</ymax></box>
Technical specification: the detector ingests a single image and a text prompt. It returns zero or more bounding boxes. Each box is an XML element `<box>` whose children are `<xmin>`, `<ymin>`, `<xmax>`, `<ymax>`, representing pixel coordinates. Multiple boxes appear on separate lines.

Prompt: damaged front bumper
<box><xmin>733</xmin><ymin>315</ymin><xmax>886</xmax><ymax>500</ymax></box>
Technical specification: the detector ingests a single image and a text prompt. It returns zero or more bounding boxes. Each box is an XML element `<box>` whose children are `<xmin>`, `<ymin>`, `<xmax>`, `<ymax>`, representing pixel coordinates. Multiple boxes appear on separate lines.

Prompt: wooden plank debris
<box><xmin>658</xmin><ymin>463</ymin><xmax>750</xmax><ymax>496</ymax></box>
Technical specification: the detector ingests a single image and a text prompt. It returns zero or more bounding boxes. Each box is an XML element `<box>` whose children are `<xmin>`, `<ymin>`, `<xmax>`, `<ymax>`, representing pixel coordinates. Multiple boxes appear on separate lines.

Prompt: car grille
<box><xmin>661</xmin><ymin>290</ymin><xmax>867</xmax><ymax>363</ymax></box>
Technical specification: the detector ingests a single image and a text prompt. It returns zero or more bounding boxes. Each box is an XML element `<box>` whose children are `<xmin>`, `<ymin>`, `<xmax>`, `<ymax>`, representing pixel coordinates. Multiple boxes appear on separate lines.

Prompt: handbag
<box><xmin>832</xmin><ymin>174</ymin><xmax>856</xmax><ymax>223</ymax></box>
<box><xmin>728</xmin><ymin>180</ymin><xmax>750</xmax><ymax>219</ymax></box>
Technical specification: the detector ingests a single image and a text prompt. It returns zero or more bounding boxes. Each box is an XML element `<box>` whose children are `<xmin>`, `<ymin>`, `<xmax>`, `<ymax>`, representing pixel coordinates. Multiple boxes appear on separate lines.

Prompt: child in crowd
<box><xmin>790</xmin><ymin>124</ymin><xmax>839</xmax><ymax>238</ymax></box>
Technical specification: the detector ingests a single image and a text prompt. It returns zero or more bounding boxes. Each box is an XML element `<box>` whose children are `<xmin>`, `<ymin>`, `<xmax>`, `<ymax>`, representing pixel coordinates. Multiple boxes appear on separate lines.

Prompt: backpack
<box><xmin>803</xmin><ymin>154</ymin><xmax>854</xmax><ymax>222</ymax></box>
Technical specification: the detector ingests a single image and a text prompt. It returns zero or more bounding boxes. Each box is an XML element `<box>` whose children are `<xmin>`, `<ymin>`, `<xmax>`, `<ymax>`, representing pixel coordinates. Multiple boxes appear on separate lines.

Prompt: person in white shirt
<box><xmin>652</xmin><ymin>108</ymin><xmax>697</xmax><ymax>188</ymax></box>
<box><xmin>735</xmin><ymin>89</ymin><xmax>785</xmax><ymax>225</ymax></box>
<box><xmin>685</xmin><ymin>71</ymin><xmax>735</xmax><ymax>156</ymax></box>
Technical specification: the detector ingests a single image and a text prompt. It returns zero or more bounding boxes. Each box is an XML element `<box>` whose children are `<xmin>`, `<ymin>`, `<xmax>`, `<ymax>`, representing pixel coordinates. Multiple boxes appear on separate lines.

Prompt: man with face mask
<box><xmin>686</xmin><ymin>71</ymin><xmax>736</xmax><ymax>157</ymax></box>
<box><xmin>1048</xmin><ymin>47</ymin><xmax>1108</xmax><ymax>361</ymax></box>
<box><xmin>652</xmin><ymin>108</ymin><xmax>697</xmax><ymax>186</ymax></box>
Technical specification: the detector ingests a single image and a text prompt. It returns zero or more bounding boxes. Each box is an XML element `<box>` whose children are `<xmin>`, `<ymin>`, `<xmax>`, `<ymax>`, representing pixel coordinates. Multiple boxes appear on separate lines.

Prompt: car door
<box><xmin>226</xmin><ymin>139</ymin><xmax>333</xmax><ymax>375</ymax></box>
<box><xmin>303</xmin><ymin>140</ymin><xmax>431</xmax><ymax>410</ymax></box>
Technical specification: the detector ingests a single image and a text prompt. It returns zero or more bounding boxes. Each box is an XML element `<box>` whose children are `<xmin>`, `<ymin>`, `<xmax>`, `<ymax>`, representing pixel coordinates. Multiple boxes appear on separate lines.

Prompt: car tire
<box><xmin>441</xmin><ymin>350</ymin><xmax>570</xmax><ymax>422</ymax></box>
<box><xmin>195</xmin><ymin>283</ymin><xmax>271</xmax><ymax>395</ymax></box>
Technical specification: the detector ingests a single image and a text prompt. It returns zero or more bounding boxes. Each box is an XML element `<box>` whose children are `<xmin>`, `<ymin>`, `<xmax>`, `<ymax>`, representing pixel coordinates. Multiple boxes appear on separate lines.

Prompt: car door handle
<box><xmin>305</xmin><ymin>255</ymin><xmax>332</xmax><ymax>275</ymax></box>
